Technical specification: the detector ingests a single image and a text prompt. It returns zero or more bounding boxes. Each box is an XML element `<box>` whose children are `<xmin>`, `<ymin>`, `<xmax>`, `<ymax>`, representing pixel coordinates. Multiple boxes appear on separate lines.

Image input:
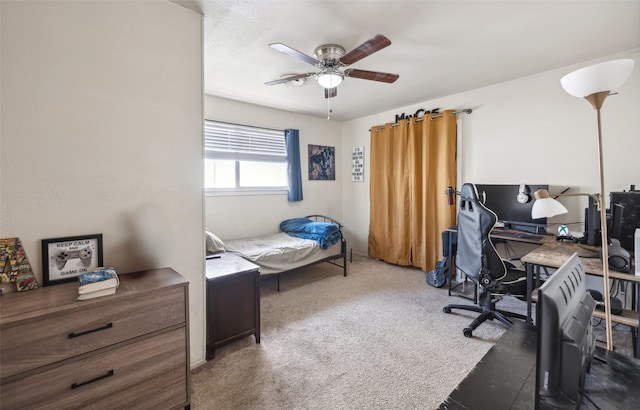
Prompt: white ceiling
<box><xmin>174</xmin><ymin>0</ymin><xmax>640</xmax><ymax>121</ymax></box>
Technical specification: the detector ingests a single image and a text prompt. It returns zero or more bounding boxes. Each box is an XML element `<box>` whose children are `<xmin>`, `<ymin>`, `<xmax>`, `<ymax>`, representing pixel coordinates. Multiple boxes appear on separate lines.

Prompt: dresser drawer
<box><xmin>1</xmin><ymin>327</ymin><xmax>188</xmax><ymax>410</ymax></box>
<box><xmin>0</xmin><ymin>285</ymin><xmax>186</xmax><ymax>379</ymax></box>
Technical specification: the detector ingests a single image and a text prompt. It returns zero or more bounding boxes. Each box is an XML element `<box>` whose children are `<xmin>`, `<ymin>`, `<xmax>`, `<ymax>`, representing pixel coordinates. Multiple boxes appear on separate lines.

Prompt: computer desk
<box><xmin>439</xmin><ymin>320</ymin><xmax>640</xmax><ymax>410</ymax></box>
<box><xmin>522</xmin><ymin>239</ymin><xmax>640</xmax><ymax>358</ymax></box>
<box><xmin>443</xmin><ymin>226</ymin><xmax>639</xmax><ymax>358</ymax></box>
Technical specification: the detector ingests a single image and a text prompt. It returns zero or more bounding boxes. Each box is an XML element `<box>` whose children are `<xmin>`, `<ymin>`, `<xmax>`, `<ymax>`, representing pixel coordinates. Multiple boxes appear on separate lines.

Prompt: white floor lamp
<box><xmin>534</xmin><ymin>59</ymin><xmax>635</xmax><ymax>350</ymax></box>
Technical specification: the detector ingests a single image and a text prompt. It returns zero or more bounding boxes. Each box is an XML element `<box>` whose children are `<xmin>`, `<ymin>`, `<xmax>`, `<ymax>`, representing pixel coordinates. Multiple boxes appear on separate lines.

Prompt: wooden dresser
<box><xmin>0</xmin><ymin>267</ymin><xmax>190</xmax><ymax>410</ymax></box>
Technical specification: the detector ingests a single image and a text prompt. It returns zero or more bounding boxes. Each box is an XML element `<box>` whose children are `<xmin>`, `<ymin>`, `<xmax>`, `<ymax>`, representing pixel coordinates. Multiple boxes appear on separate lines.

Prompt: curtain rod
<box><xmin>369</xmin><ymin>108</ymin><xmax>472</xmax><ymax>132</ymax></box>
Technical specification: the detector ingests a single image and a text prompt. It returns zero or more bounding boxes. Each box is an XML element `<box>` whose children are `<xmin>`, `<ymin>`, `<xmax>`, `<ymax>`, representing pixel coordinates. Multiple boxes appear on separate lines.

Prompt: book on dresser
<box><xmin>77</xmin><ymin>286</ymin><xmax>118</xmax><ymax>300</ymax></box>
<box><xmin>77</xmin><ymin>267</ymin><xmax>119</xmax><ymax>300</ymax></box>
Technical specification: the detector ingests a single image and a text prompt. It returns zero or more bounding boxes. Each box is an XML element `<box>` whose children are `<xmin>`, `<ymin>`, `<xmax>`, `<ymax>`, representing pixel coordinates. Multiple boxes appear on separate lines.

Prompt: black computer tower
<box><xmin>584</xmin><ymin>196</ymin><xmax>601</xmax><ymax>246</ymax></box>
<box><xmin>609</xmin><ymin>191</ymin><xmax>640</xmax><ymax>253</ymax></box>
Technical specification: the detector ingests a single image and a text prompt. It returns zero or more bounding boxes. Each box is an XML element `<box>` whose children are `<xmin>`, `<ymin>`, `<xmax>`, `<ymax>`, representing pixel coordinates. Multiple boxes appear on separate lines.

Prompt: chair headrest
<box><xmin>460</xmin><ymin>183</ymin><xmax>480</xmax><ymax>203</ymax></box>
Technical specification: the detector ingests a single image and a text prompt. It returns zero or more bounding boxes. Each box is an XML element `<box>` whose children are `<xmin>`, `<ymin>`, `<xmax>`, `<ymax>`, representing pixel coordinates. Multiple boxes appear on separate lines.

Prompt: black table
<box><xmin>522</xmin><ymin>239</ymin><xmax>639</xmax><ymax>358</ymax></box>
<box><xmin>205</xmin><ymin>253</ymin><xmax>261</xmax><ymax>360</ymax></box>
<box><xmin>439</xmin><ymin>321</ymin><xmax>640</xmax><ymax>409</ymax></box>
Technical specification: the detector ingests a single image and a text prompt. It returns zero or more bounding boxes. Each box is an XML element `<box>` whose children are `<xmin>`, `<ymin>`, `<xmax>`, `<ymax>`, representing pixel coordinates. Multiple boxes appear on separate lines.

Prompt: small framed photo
<box><xmin>42</xmin><ymin>234</ymin><xmax>103</xmax><ymax>286</ymax></box>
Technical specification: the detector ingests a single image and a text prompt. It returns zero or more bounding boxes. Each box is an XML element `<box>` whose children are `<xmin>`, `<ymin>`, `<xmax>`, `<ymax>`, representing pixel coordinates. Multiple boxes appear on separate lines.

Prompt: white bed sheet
<box><xmin>224</xmin><ymin>232</ymin><xmax>342</xmax><ymax>275</ymax></box>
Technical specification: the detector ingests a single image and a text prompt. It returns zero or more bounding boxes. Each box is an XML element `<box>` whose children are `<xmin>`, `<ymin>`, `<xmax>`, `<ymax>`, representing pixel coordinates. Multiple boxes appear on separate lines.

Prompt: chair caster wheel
<box><xmin>463</xmin><ymin>328</ymin><xmax>473</xmax><ymax>338</ymax></box>
<box><xmin>443</xmin><ymin>307</ymin><xmax>451</xmax><ymax>314</ymax></box>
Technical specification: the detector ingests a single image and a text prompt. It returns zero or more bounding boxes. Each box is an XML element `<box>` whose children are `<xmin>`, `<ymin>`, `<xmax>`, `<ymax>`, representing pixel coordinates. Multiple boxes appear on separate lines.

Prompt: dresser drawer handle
<box><xmin>68</xmin><ymin>322</ymin><xmax>113</xmax><ymax>339</ymax></box>
<box><xmin>71</xmin><ymin>369</ymin><xmax>114</xmax><ymax>390</ymax></box>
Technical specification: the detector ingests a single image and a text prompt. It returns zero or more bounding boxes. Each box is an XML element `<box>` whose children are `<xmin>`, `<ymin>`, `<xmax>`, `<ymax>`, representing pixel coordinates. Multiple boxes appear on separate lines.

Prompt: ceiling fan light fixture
<box><xmin>317</xmin><ymin>71</ymin><xmax>343</xmax><ymax>88</ymax></box>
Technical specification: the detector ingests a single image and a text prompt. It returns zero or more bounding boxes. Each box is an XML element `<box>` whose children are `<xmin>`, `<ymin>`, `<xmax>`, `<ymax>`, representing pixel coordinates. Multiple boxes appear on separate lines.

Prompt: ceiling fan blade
<box><xmin>344</xmin><ymin>69</ymin><xmax>399</xmax><ymax>83</ymax></box>
<box><xmin>324</xmin><ymin>87</ymin><xmax>337</xmax><ymax>99</ymax></box>
<box><xmin>269</xmin><ymin>43</ymin><xmax>320</xmax><ymax>66</ymax></box>
<box><xmin>340</xmin><ymin>34</ymin><xmax>392</xmax><ymax>66</ymax></box>
<box><xmin>265</xmin><ymin>73</ymin><xmax>314</xmax><ymax>86</ymax></box>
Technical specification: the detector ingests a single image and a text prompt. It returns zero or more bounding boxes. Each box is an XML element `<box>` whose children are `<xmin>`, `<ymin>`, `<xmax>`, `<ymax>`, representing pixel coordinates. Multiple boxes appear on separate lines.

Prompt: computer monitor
<box><xmin>475</xmin><ymin>184</ymin><xmax>548</xmax><ymax>233</ymax></box>
<box><xmin>535</xmin><ymin>253</ymin><xmax>596</xmax><ymax>410</ymax></box>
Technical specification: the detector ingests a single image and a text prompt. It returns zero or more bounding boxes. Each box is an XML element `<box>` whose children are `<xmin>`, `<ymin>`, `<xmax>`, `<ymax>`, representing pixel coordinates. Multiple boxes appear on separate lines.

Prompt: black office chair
<box><xmin>443</xmin><ymin>183</ymin><xmax>528</xmax><ymax>337</ymax></box>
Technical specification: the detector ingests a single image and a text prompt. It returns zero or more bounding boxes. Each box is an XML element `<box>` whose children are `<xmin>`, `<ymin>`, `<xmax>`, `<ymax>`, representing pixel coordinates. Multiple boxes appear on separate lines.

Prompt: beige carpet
<box><xmin>192</xmin><ymin>255</ymin><xmax>635</xmax><ymax>409</ymax></box>
<box><xmin>190</xmin><ymin>255</ymin><xmax>522</xmax><ymax>409</ymax></box>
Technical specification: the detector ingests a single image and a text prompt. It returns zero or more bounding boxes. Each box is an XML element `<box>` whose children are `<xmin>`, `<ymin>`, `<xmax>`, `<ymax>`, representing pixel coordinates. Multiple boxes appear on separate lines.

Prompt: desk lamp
<box><xmin>532</xmin><ymin>58</ymin><xmax>635</xmax><ymax>351</ymax></box>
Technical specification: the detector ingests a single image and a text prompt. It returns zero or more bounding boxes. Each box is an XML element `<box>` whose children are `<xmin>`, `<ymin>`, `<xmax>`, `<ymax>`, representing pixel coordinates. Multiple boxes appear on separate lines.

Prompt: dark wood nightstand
<box><xmin>205</xmin><ymin>253</ymin><xmax>260</xmax><ymax>360</ymax></box>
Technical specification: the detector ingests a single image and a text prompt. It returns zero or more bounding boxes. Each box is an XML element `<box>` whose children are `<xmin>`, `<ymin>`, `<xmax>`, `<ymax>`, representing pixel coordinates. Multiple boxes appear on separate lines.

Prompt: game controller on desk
<box><xmin>54</xmin><ymin>247</ymin><xmax>93</xmax><ymax>270</ymax></box>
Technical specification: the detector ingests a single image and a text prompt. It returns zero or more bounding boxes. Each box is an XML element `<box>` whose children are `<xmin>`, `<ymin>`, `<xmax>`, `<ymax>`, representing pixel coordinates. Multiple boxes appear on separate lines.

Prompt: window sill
<box><xmin>205</xmin><ymin>189</ymin><xmax>288</xmax><ymax>197</ymax></box>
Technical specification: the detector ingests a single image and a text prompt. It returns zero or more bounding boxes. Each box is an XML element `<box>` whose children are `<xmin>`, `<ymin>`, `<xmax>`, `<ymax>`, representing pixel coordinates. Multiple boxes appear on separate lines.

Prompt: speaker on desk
<box><xmin>607</xmin><ymin>238</ymin><xmax>631</xmax><ymax>273</ymax></box>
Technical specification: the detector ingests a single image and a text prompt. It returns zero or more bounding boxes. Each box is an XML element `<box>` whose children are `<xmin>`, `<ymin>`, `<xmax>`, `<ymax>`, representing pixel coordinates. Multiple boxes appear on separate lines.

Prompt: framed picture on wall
<box><xmin>308</xmin><ymin>144</ymin><xmax>335</xmax><ymax>180</ymax></box>
<box><xmin>352</xmin><ymin>146</ymin><xmax>364</xmax><ymax>182</ymax></box>
<box><xmin>41</xmin><ymin>234</ymin><xmax>103</xmax><ymax>286</ymax></box>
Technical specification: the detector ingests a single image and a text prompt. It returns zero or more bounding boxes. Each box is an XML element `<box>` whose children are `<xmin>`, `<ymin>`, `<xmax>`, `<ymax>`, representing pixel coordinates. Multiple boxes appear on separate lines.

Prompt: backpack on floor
<box><xmin>426</xmin><ymin>257</ymin><xmax>448</xmax><ymax>288</ymax></box>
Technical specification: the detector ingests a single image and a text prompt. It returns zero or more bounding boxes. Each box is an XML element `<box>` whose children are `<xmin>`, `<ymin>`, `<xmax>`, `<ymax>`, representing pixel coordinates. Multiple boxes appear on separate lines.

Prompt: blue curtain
<box><xmin>285</xmin><ymin>129</ymin><xmax>303</xmax><ymax>202</ymax></box>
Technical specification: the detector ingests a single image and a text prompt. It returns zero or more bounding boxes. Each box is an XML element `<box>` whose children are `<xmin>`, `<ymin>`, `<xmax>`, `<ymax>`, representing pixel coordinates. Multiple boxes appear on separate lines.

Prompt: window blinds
<box><xmin>204</xmin><ymin>120</ymin><xmax>286</xmax><ymax>162</ymax></box>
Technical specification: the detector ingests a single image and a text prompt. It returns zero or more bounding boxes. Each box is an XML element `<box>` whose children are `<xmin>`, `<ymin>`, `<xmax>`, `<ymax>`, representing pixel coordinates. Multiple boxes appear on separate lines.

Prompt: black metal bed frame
<box><xmin>268</xmin><ymin>214</ymin><xmax>348</xmax><ymax>291</ymax></box>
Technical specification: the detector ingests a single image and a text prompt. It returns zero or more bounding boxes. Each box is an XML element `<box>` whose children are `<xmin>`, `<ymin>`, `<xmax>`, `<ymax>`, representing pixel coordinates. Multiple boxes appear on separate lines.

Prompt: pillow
<box><xmin>205</xmin><ymin>229</ymin><xmax>226</xmax><ymax>254</ymax></box>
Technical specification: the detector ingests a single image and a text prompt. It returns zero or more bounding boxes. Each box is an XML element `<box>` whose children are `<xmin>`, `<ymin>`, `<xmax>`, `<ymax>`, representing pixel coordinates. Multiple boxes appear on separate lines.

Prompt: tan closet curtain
<box><xmin>368</xmin><ymin>110</ymin><xmax>457</xmax><ymax>271</ymax></box>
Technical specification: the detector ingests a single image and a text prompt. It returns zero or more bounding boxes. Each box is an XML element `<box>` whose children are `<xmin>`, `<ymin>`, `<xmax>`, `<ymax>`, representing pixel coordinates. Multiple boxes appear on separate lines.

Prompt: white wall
<box><xmin>204</xmin><ymin>95</ymin><xmax>344</xmax><ymax>240</ymax></box>
<box><xmin>0</xmin><ymin>1</ymin><xmax>207</xmax><ymax>365</ymax></box>
<box><xmin>342</xmin><ymin>49</ymin><xmax>640</xmax><ymax>255</ymax></box>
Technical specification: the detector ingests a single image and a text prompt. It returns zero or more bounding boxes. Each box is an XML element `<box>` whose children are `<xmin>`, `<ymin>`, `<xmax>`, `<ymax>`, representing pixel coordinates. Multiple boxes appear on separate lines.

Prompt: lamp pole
<box><xmin>584</xmin><ymin>91</ymin><xmax>614</xmax><ymax>350</ymax></box>
<box><xmin>559</xmin><ymin>59</ymin><xmax>634</xmax><ymax>351</ymax></box>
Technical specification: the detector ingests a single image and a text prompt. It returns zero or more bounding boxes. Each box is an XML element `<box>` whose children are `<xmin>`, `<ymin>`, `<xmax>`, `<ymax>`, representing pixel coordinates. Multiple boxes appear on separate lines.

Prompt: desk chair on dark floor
<box><xmin>443</xmin><ymin>183</ymin><xmax>528</xmax><ymax>337</ymax></box>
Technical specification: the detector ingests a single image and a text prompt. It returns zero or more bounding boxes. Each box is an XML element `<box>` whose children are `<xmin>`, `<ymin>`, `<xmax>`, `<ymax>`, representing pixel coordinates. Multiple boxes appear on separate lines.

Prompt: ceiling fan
<box><xmin>264</xmin><ymin>34</ymin><xmax>399</xmax><ymax>98</ymax></box>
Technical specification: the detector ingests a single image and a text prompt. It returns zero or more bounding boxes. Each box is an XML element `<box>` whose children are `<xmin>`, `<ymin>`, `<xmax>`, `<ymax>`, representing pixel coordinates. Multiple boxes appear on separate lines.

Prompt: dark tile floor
<box><xmin>592</xmin><ymin>318</ymin><xmax>636</xmax><ymax>357</ymax></box>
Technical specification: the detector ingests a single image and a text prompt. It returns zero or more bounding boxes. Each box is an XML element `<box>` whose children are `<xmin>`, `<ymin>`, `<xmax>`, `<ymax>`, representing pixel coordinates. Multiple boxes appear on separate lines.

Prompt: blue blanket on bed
<box><xmin>279</xmin><ymin>218</ymin><xmax>342</xmax><ymax>249</ymax></box>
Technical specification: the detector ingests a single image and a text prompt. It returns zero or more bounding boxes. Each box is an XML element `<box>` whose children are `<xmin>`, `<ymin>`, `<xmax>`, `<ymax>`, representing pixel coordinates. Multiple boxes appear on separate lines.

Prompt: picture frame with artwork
<box><xmin>352</xmin><ymin>146</ymin><xmax>364</xmax><ymax>182</ymax></box>
<box><xmin>308</xmin><ymin>144</ymin><xmax>335</xmax><ymax>181</ymax></box>
<box><xmin>42</xmin><ymin>234</ymin><xmax>103</xmax><ymax>286</ymax></box>
<box><xmin>0</xmin><ymin>237</ymin><xmax>39</xmax><ymax>293</ymax></box>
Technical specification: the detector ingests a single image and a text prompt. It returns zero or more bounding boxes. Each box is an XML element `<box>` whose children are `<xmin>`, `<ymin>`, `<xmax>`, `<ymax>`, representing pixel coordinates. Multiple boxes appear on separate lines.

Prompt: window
<box><xmin>204</xmin><ymin>120</ymin><xmax>287</xmax><ymax>193</ymax></box>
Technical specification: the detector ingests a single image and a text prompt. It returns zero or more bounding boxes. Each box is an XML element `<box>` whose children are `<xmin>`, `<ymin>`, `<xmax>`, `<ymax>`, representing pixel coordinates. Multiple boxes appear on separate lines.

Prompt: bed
<box><xmin>206</xmin><ymin>215</ymin><xmax>347</xmax><ymax>290</ymax></box>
